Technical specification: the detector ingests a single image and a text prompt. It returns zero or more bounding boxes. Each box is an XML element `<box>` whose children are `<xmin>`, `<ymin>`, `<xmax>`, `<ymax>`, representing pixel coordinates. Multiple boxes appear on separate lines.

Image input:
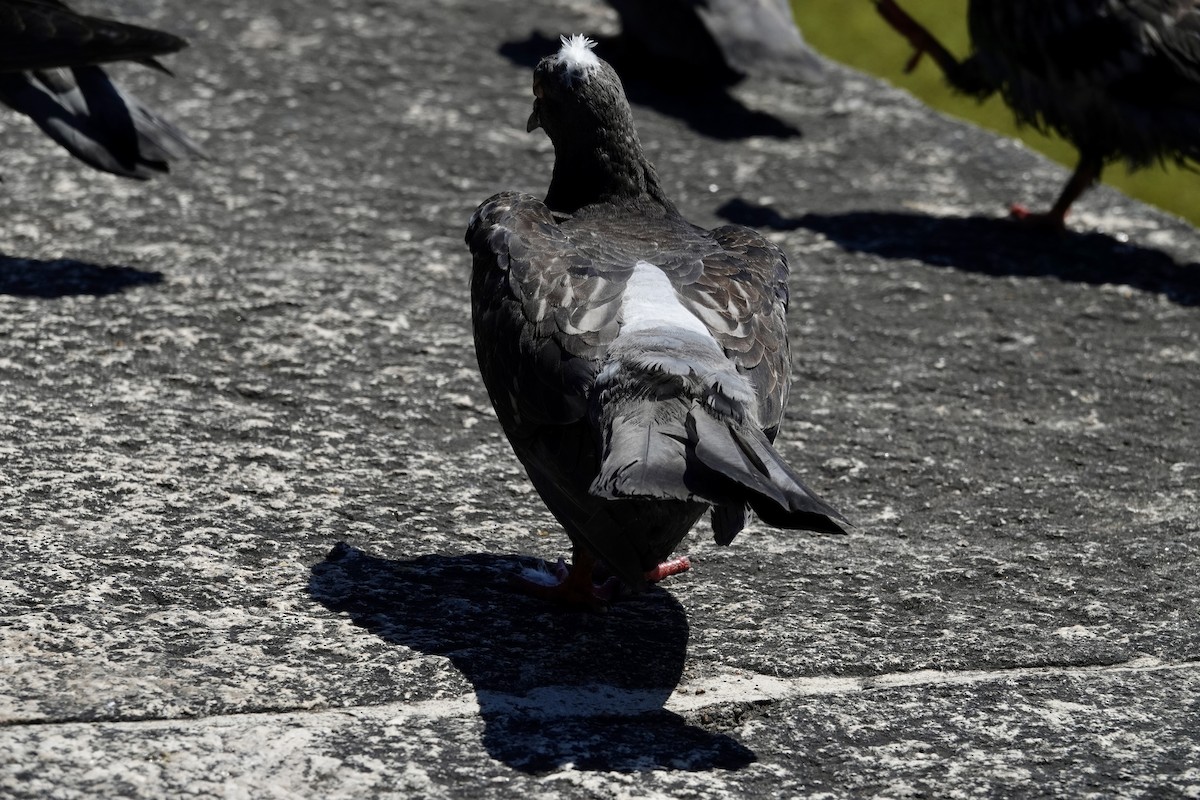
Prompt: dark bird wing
<box><xmin>470</xmin><ymin>192</ymin><xmax>687</xmax><ymax>585</ymax></box>
<box><xmin>0</xmin><ymin>66</ymin><xmax>205</xmax><ymax>178</ymax></box>
<box><xmin>1147</xmin><ymin>1</ymin><xmax>1200</xmax><ymax>86</ymax></box>
<box><xmin>0</xmin><ymin>0</ymin><xmax>204</xmax><ymax>178</ymax></box>
<box><xmin>674</xmin><ymin>223</ymin><xmax>793</xmax><ymax>440</ymax></box>
<box><xmin>468</xmin><ymin>191</ymin><xmax>628</xmax><ymax>432</ymax></box>
<box><xmin>470</xmin><ymin>198</ymin><xmax>792</xmax><ymax>444</ymax></box>
<box><xmin>0</xmin><ymin>0</ymin><xmax>186</xmax><ymax>72</ymax></box>
<box><xmin>970</xmin><ymin>0</ymin><xmax>1200</xmax><ymax>117</ymax></box>
<box><xmin>964</xmin><ymin>0</ymin><xmax>1200</xmax><ymax>174</ymax></box>
<box><xmin>649</xmin><ymin>222</ymin><xmax>842</xmax><ymax>543</ymax></box>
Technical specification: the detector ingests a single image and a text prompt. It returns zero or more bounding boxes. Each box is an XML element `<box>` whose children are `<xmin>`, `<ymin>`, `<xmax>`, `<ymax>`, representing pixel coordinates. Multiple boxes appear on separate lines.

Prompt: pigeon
<box><xmin>876</xmin><ymin>0</ymin><xmax>1200</xmax><ymax>228</ymax></box>
<box><xmin>604</xmin><ymin>0</ymin><xmax>826</xmax><ymax>84</ymax></box>
<box><xmin>466</xmin><ymin>35</ymin><xmax>846</xmax><ymax>607</ymax></box>
<box><xmin>0</xmin><ymin>0</ymin><xmax>205</xmax><ymax>179</ymax></box>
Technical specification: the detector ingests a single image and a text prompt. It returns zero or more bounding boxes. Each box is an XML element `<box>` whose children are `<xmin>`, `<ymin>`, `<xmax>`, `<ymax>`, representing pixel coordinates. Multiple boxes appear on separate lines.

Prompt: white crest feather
<box><xmin>556</xmin><ymin>34</ymin><xmax>601</xmax><ymax>83</ymax></box>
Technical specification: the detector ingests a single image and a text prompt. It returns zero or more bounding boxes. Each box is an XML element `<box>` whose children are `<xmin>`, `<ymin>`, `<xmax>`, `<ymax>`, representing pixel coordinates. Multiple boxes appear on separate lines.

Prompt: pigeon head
<box><xmin>528</xmin><ymin>35</ymin><xmax>671</xmax><ymax>214</ymax></box>
<box><xmin>527</xmin><ymin>36</ymin><xmax>626</xmax><ymax>137</ymax></box>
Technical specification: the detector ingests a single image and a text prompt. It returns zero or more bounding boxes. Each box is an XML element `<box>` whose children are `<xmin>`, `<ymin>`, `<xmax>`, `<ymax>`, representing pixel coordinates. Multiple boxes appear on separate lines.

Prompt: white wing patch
<box><xmin>556</xmin><ymin>34</ymin><xmax>601</xmax><ymax>83</ymax></box>
<box><xmin>619</xmin><ymin>261</ymin><xmax>716</xmax><ymax>342</ymax></box>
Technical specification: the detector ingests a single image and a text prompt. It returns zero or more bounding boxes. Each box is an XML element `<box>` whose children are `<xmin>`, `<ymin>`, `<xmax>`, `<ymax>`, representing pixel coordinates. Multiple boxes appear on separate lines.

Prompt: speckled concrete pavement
<box><xmin>2</xmin><ymin>0</ymin><xmax>1198</xmax><ymax>797</ymax></box>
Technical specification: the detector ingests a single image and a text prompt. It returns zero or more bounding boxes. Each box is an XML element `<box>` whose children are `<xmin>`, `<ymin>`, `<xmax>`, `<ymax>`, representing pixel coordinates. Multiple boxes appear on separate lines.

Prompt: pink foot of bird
<box><xmin>517</xmin><ymin>549</ymin><xmax>692</xmax><ymax>610</ymax></box>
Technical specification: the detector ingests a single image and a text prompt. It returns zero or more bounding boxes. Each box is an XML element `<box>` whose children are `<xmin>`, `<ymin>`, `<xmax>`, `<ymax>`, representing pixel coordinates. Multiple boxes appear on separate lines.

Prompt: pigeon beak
<box><xmin>528</xmin><ymin>98</ymin><xmax>542</xmax><ymax>133</ymax></box>
<box><xmin>527</xmin><ymin>78</ymin><xmax>545</xmax><ymax>133</ymax></box>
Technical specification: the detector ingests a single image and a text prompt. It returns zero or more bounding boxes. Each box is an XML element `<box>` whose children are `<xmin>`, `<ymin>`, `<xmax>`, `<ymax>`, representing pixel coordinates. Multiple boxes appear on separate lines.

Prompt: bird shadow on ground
<box><xmin>308</xmin><ymin>542</ymin><xmax>755</xmax><ymax>774</ymax></box>
<box><xmin>717</xmin><ymin>199</ymin><xmax>1200</xmax><ymax>306</ymax></box>
<box><xmin>499</xmin><ymin>33</ymin><xmax>800</xmax><ymax>141</ymax></box>
<box><xmin>0</xmin><ymin>255</ymin><xmax>163</xmax><ymax>298</ymax></box>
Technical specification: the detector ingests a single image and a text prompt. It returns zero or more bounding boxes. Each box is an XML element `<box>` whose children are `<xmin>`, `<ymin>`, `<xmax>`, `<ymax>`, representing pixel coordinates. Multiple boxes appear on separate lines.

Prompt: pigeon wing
<box><xmin>470</xmin><ymin>192</ymin><xmax>669</xmax><ymax>578</ymax></box>
<box><xmin>0</xmin><ymin>0</ymin><xmax>187</xmax><ymax>72</ymax></box>
<box><xmin>672</xmin><ymin>223</ymin><xmax>793</xmax><ymax>440</ymax></box>
<box><xmin>0</xmin><ymin>65</ymin><xmax>205</xmax><ymax>178</ymax></box>
<box><xmin>467</xmin><ymin>191</ymin><xmax>630</xmax><ymax>433</ymax></box>
<box><xmin>1114</xmin><ymin>0</ymin><xmax>1200</xmax><ymax>105</ymax></box>
<box><xmin>971</xmin><ymin>0</ymin><xmax>1200</xmax><ymax>103</ymax></box>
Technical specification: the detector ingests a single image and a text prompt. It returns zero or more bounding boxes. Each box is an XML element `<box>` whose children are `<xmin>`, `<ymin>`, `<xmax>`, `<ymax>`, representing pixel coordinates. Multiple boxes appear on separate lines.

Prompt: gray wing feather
<box><xmin>687</xmin><ymin>411</ymin><xmax>845</xmax><ymax>535</ymax></box>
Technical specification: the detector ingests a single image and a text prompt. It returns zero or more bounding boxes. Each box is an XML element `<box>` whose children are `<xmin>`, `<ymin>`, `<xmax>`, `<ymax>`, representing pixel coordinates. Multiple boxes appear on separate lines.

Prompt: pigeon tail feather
<box><xmin>687</xmin><ymin>410</ymin><xmax>847</xmax><ymax>535</ymax></box>
<box><xmin>589</xmin><ymin>400</ymin><xmax>694</xmax><ymax>501</ymax></box>
<box><xmin>588</xmin><ymin>329</ymin><xmax>845</xmax><ymax>542</ymax></box>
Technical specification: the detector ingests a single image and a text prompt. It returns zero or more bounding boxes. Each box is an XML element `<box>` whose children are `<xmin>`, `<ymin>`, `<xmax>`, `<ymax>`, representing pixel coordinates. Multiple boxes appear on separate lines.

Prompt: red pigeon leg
<box><xmin>516</xmin><ymin>550</ymin><xmax>692</xmax><ymax>607</ymax></box>
<box><xmin>1010</xmin><ymin>155</ymin><xmax>1103</xmax><ymax>230</ymax></box>
<box><xmin>644</xmin><ymin>555</ymin><xmax>691</xmax><ymax>583</ymax></box>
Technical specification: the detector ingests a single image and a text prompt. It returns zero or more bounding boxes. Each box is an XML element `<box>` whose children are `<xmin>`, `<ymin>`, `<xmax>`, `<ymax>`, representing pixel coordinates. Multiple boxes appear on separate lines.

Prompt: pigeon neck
<box><xmin>545</xmin><ymin>132</ymin><xmax>675</xmax><ymax>215</ymax></box>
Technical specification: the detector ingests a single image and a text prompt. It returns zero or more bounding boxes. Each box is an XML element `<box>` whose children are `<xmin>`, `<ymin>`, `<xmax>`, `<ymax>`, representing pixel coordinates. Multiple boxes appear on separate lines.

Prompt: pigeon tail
<box><xmin>0</xmin><ymin>65</ymin><xmax>205</xmax><ymax>178</ymax></box>
<box><xmin>685</xmin><ymin>409</ymin><xmax>847</xmax><ymax>536</ymax></box>
<box><xmin>588</xmin><ymin>327</ymin><xmax>845</xmax><ymax>543</ymax></box>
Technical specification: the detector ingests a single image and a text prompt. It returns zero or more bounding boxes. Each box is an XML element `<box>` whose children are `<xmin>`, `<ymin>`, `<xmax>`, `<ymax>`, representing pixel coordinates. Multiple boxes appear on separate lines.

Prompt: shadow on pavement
<box><xmin>716</xmin><ymin>199</ymin><xmax>1200</xmax><ymax>306</ymax></box>
<box><xmin>499</xmin><ymin>32</ymin><xmax>800</xmax><ymax>141</ymax></box>
<box><xmin>0</xmin><ymin>255</ymin><xmax>163</xmax><ymax>298</ymax></box>
<box><xmin>308</xmin><ymin>542</ymin><xmax>755</xmax><ymax>774</ymax></box>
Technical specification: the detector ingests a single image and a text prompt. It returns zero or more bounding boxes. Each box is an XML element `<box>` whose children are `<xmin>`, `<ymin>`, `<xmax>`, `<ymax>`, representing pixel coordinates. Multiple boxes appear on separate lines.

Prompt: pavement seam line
<box><xmin>3</xmin><ymin>656</ymin><xmax>1197</xmax><ymax>730</ymax></box>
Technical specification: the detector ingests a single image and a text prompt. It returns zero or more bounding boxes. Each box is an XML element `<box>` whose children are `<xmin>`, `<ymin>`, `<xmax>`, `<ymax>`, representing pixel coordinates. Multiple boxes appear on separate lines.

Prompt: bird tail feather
<box><xmin>589</xmin><ymin>403</ymin><xmax>694</xmax><ymax>501</ymax></box>
<box><xmin>589</xmin><ymin>395</ymin><xmax>846</xmax><ymax>541</ymax></box>
<box><xmin>686</xmin><ymin>409</ymin><xmax>846</xmax><ymax>535</ymax></box>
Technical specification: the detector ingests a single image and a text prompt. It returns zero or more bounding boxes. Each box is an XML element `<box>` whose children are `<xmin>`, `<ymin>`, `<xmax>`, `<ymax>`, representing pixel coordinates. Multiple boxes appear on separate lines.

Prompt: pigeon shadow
<box><xmin>717</xmin><ymin>199</ymin><xmax>1200</xmax><ymax>306</ymax></box>
<box><xmin>0</xmin><ymin>255</ymin><xmax>163</xmax><ymax>298</ymax></box>
<box><xmin>499</xmin><ymin>33</ymin><xmax>800</xmax><ymax>141</ymax></box>
<box><xmin>308</xmin><ymin>543</ymin><xmax>755</xmax><ymax>774</ymax></box>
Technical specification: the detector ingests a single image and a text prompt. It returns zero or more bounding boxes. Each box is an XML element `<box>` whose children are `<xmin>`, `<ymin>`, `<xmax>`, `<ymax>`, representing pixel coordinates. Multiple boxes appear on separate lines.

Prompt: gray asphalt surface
<box><xmin>1</xmin><ymin>0</ymin><xmax>1198</xmax><ymax>797</ymax></box>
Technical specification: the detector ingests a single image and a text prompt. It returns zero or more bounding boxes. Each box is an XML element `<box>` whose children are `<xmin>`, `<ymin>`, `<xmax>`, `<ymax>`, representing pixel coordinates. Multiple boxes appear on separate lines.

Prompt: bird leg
<box><xmin>644</xmin><ymin>555</ymin><xmax>691</xmax><ymax>583</ymax></box>
<box><xmin>1010</xmin><ymin>155</ymin><xmax>1103</xmax><ymax>229</ymax></box>
<box><xmin>516</xmin><ymin>550</ymin><xmax>693</xmax><ymax>608</ymax></box>
<box><xmin>875</xmin><ymin>0</ymin><xmax>962</xmax><ymax>77</ymax></box>
<box><xmin>515</xmin><ymin>546</ymin><xmax>620</xmax><ymax>609</ymax></box>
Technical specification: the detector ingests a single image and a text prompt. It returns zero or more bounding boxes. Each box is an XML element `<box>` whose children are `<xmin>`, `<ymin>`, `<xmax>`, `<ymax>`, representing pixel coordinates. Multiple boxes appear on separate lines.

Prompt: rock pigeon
<box><xmin>604</xmin><ymin>0</ymin><xmax>826</xmax><ymax>84</ymax></box>
<box><xmin>0</xmin><ymin>0</ymin><xmax>204</xmax><ymax>179</ymax></box>
<box><xmin>466</xmin><ymin>35</ymin><xmax>846</xmax><ymax>607</ymax></box>
<box><xmin>876</xmin><ymin>0</ymin><xmax>1200</xmax><ymax>228</ymax></box>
